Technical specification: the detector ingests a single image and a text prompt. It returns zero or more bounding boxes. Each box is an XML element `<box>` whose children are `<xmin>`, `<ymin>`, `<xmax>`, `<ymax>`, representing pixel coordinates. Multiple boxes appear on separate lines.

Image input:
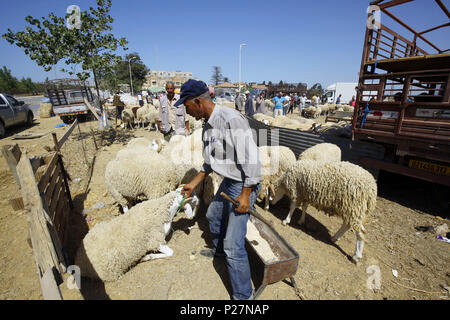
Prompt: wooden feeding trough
<box><xmin>246</xmin><ymin>215</ymin><xmax>299</xmax><ymax>299</ymax></box>
<box><xmin>220</xmin><ymin>192</ymin><xmax>299</xmax><ymax>299</ymax></box>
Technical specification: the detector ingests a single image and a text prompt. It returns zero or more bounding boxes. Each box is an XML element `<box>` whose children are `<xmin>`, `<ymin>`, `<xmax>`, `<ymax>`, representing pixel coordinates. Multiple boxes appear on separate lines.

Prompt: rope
<box><xmin>361</xmin><ymin>101</ymin><xmax>371</xmax><ymax>128</ymax></box>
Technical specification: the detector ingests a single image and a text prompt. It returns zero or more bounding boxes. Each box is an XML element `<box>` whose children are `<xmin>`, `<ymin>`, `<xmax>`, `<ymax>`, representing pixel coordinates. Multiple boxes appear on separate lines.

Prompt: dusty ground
<box><xmin>0</xmin><ymin>111</ymin><xmax>449</xmax><ymax>300</ymax></box>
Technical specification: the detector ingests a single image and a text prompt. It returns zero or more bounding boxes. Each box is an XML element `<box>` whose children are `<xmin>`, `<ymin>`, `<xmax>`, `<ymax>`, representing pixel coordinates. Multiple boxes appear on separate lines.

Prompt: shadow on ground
<box><xmin>377</xmin><ymin>170</ymin><xmax>450</xmax><ymax>218</ymax></box>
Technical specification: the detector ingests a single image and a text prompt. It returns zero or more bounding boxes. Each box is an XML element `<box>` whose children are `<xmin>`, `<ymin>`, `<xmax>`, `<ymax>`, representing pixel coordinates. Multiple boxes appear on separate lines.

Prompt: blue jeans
<box><xmin>206</xmin><ymin>178</ymin><xmax>261</xmax><ymax>300</ymax></box>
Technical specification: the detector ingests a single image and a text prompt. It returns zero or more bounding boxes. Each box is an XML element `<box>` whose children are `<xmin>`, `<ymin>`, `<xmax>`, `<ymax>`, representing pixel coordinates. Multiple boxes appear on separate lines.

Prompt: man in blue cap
<box><xmin>178</xmin><ymin>79</ymin><xmax>262</xmax><ymax>300</ymax></box>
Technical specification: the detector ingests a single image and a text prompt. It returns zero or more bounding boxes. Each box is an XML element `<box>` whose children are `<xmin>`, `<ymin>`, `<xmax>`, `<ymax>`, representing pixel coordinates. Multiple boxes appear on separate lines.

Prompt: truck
<box><xmin>46</xmin><ymin>78</ymin><xmax>100</xmax><ymax>124</ymax></box>
<box><xmin>351</xmin><ymin>0</ymin><xmax>450</xmax><ymax>187</ymax></box>
<box><xmin>322</xmin><ymin>82</ymin><xmax>358</xmax><ymax>104</ymax></box>
<box><xmin>0</xmin><ymin>93</ymin><xmax>34</xmax><ymax>138</ymax></box>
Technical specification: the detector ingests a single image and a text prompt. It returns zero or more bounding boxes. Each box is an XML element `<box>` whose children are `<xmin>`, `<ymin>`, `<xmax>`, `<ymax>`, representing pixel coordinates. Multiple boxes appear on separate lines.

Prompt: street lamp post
<box><xmin>128</xmin><ymin>56</ymin><xmax>137</xmax><ymax>95</ymax></box>
<box><xmin>239</xmin><ymin>43</ymin><xmax>247</xmax><ymax>93</ymax></box>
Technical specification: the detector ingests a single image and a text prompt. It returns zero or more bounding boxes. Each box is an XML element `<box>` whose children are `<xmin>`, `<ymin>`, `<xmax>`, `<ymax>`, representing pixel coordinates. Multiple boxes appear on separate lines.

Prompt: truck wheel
<box><xmin>27</xmin><ymin>112</ymin><xmax>34</xmax><ymax>126</ymax></box>
<box><xmin>61</xmin><ymin>116</ymin><xmax>74</xmax><ymax>124</ymax></box>
<box><xmin>0</xmin><ymin>121</ymin><xmax>5</xmax><ymax>138</ymax></box>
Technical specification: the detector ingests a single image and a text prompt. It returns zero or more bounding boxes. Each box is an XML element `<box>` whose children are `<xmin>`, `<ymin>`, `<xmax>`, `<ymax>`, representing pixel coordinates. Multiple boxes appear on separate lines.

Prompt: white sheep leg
<box><xmin>282</xmin><ymin>201</ymin><xmax>297</xmax><ymax>225</ymax></box>
<box><xmin>330</xmin><ymin>222</ymin><xmax>350</xmax><ymax>243</ymax></box>
<box><xmin>352</xmin><ymin>232</ymin><xmax>365</xmax><ymax>264</ymax></box>
<box><xmin>141</xmin><ymin>244</ymin><xmax>174</xmax><ymax>261</ymax></box>
<box><xmin>122</xmin><ymin>205</ymin><xmax>129</xmax><ymax>213</ymax></box>
<box><xmin>297</xmin><ymin>203</ymin><xmax>308</xmax><ymax>225</ymax></box>
<box><xmin>264</xmin><ymin>191</ymin><xmax>270</xmax><ymax>210</ymax></box>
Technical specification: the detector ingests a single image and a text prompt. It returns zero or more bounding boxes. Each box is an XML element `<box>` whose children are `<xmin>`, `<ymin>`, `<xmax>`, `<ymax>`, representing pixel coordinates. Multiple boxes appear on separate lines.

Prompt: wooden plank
<box><xmin>40</xmin><ymin>267</ymin><xmax>62</xmax><ymax>300</ymax></box>
<box><xmin>83</xmin><ymin>98</ymin><xmax>100</xmax><ymax>120</ymax></box>
<box><xmin>54</xmin><ymin>197</ymin><xmax>68</xmax><ymax>237</ymax></box>
<box><xmin>56</xmin><ymin>119</ymin><xmax>78</xmax><ymax>149</ymax></box>
<box><xmin>37</xmin><ymin>153</ymin><xmax>59</xmax><ymax>192</ymax></box>
<box><xmin>44</xmin><ymin>165</ymin><xmax>61</xmax><ymax>207</ymax></box>
<box><xmin>55</xmin><ymin>194</ymin><xmax>68</xmax><ymax>237</ymax></box>
<box><xmin>1</xmin><ymin>144</ymin><xmax>22</xmax><ymax>186</ymax></box>
<box><xmin>10</xmin><ymin>197</ymin><xmax>24</xmax><ymax>211</ymax></box>
<box><xmin>16</xmin><ymin>153</ymin><xmax>65</xmax><ymax>279</ymax></box>
<box><xmin>48</xmin><ymin>177</ymin><xmax>64</xmax><ymax>221</ymax></box>
<box><xmin>12</xmin><ymin>133</ymin><xmax>49</xmax><ymax>140</ymax></box>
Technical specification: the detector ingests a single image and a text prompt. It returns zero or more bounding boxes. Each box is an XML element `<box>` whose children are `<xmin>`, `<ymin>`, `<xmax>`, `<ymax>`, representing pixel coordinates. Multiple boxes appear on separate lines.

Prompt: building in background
<box><xmin>143</xmin><ymin>70</ymin><xmax>197</xmax><ymax>92</ymax></box>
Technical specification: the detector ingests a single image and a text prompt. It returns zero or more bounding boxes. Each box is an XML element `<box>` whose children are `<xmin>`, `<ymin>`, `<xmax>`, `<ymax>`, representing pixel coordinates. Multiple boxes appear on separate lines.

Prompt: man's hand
<box><xmin>235</xmin><ymin>187</ymin><xmax>252</xmax><ymax>213</ymax></box>
<box><xmin>181</xmin><ymin>183</ymin><xmax>196</xmax><ymax>198</ymax></box>
<box><xmin>181</xmin><ymin>171</ymin><xmax>208</xmax><ymax>198</ymax></box>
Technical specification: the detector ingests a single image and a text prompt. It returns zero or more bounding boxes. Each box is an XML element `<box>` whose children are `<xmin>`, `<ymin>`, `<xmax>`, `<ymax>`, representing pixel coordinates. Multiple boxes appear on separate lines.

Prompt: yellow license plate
<box><xmin>409</xmin><ymin>160</ymin><xmax>450</xmax><ymax>176</ymax></box>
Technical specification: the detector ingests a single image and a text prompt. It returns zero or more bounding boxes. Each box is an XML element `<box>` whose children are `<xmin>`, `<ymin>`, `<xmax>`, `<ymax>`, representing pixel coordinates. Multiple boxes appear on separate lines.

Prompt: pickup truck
<box><xmin>46</xmin><ymin>79</ymin><xmax>99</xmax><ymax>124</ymax></box>
<box><xmin>0</xmin><ymin>93</ymin><xmax>34</xmax><ymax>138</ymax></box>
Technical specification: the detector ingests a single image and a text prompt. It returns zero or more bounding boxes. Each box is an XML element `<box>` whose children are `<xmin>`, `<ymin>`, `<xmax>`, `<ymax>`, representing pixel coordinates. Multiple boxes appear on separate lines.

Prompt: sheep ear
<box><xmin>269</xmin><ymin>185</ymin><xmax>276</xmax><ymax>197</ymax></box>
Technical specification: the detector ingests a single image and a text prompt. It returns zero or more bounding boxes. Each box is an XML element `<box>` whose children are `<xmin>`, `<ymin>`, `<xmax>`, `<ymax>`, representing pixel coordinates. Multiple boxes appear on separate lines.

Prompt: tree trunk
<box><xmin>92</xmin><ymin>67</ymin><xmax>103</xmax><ymax>113</ymax></box>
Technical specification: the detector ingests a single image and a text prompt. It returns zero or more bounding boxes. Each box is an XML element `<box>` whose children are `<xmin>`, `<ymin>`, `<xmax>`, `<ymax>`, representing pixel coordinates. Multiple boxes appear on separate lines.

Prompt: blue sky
<box><xmin>0</xmin><ymin>0</ymin><xmax>449</xmax><ymax>88</ymax></box>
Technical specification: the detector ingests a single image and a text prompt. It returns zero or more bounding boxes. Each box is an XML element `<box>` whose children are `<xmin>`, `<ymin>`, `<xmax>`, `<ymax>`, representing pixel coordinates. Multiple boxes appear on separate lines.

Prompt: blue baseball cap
<box><xmin>174</xmin><ymin>79</ymin><xmax>209</xmax><ymax>107</ymax></box>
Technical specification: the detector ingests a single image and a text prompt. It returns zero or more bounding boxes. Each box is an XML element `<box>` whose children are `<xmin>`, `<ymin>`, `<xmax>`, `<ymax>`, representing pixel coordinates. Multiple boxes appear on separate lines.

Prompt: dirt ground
<box><xmin>0</xmin><ymin>110</ymin><xmax>449</xmax><ymax>300</ymax></box>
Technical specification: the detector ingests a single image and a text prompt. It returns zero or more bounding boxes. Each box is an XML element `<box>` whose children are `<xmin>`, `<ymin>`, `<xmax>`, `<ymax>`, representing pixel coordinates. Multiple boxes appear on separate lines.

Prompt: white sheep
<box><xmin>121</xmin><ymin>109</ymin><xmax>135</xmax><ymax>129</ymax></box>
<box><xmin>142</xmin><ymin>105</ymin><xmax>160</xmax><ymax>131</ymax></box>
<box><xmin>298</xmin><ymin>143</ymin><xmax>341</xmax><ymax>162</ymax></box>
<box><xmin>303</xmin><ymin>106</ymin><xmax>322</xmax><ymax>118</ymax></box>
<box><xmin>106</xmin><ymin>130</ymin><xmax>206</xmax><ymax>212</ymax></box>
<box><xmin>126</xmin><ymin>137</ymin><xmax>152</xmax><ymax>149</ymax></box>
<box><xmin>258</xmin><ymin>145</ymin><xmax>296</xmax><ymax>210</ymax></box>
<box><xmin>269</xmin><ymin>160</ymin><xmax>377</xmax><ymax>263</ymax></box>
<box><xmin>75</xmin><ymin>190</ymin><xmax>200</xmax><ymax>282</ymax></box>
<box><xmin>253</xmin><ymin>113</ymin><xmax>275</xmax><ymax>125</ymax></box>
<box><xmin>105</xmin><ymin>151</ymin><xmax>180</xmax><ymax>212</ymax></box>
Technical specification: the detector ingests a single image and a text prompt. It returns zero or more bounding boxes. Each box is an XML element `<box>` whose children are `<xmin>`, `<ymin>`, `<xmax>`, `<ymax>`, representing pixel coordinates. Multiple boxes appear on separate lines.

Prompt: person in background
<box><xmin>137</xmin><ymin>91</ymin><xmax>144</xmax><ymax>107</ymax></box>
<box><xmin>235</xmin><ymin>90</ymin><xmax>244</xmax><ymax>112</ymax></box>
<box><xmin>299</xmin><ymin>93</ymin><xmax>307</xmax><ymax>115</ymax></box>
<box><xmin>143</xmin><ymin>89</ymin><xmax>149</xmax><ymax>104</ymax></box>
<box><xmin>294</xmin><ymin>93</ymin><xmax>299</xmax><ymax>109</ymax></box>
<box><xmin>350</xmin><ymin>95</ymin><xmax>356</xmax><ymax>106</ymax></box>
<box><xmin>255</xmin><ymin>92</ymin><xmax>266</xmax><ymax>114</ymax></box>
<box><xmin>282</xmin><ymin>93</ymin><xmax>289</xmax><ymax>115</ymax></box>
<box><xmin>158</xmin><ymin>81</ymin><xmax>190</xmax><ymax>141</ymax></box>
<box><xmin>287</xmin><ymin>94</ymin><xmax>295</xmax><ymax>114</ymax></box>
<box><xmin>113</xmin><ymin>90</ymin><xmax>126</xmax><ymax>122</ymax></box>
<box><xmin>244</xmin><ymin>91</ymin><xmax>254</xmax><ymax>117</ymax></box>
<box><xmin>336</xmin><ymin>94</ymin><xmax>342</xmax><ymax>105</ymax></box>
<box><xmin>272</xmin><ymin>92</ymin><xmax>286</xmax><ymax>118</ymax></box>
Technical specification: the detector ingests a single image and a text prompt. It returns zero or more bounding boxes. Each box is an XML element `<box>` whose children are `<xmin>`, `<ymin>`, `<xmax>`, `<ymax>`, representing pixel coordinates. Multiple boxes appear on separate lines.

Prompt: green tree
<box><xmin>0</xmin><ymin>66</ymin><xmax>20</xmax><ymax>94</ymax></box>
<box><xmin>307</xmin><ymin>83</ymin><xmax>323</xmax><ymax>98</ymax></box>
<box><xmin>3</xmin><ymin>0</ymin><xmax>128</xmax><ymax>110</ymax></box>
<box><xmin>115</xmin><ymin>53</ymin><xmax>149</xmax><ymax>93</ymax></box>
<box><xmin>211</xmin><ymin>66</ymin><xmax>223</xmax><ymax>85</ymax></box>
<box><xmin>20</xmin><ymin>77</ymin><xmax>36</xmax><ymax>94</ymax></box>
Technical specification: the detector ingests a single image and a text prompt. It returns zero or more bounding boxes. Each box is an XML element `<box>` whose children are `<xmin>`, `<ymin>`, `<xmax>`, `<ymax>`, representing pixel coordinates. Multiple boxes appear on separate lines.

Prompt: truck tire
<box><xmin>0</xmin><ymin>121</ymin><xmax>5</xmax><ymax>138</ymax></box>
<box><xmin>61</xmin><ymin>116</ymin><xmax>74</xmax><ymax>124</ymax></box>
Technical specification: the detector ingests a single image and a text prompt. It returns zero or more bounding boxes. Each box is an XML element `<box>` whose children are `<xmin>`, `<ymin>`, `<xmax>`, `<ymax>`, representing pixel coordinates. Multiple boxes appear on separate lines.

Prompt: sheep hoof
<box><xmin>282</xmin><ymin>219</ymin><xmax>289</xmax><ymax>226</ymax></box>
<box><xmin>351</xmin><ymin>255</ymin><xmax>361</xmax><ymax>265</ymax></box>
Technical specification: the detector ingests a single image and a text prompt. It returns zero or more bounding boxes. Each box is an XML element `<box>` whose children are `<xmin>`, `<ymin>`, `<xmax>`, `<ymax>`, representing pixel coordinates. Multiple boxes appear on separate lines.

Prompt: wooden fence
<box><xmin>3</xmin><ymin>119</ymin><xmax>79</xmax><ymax>300</ymax></box>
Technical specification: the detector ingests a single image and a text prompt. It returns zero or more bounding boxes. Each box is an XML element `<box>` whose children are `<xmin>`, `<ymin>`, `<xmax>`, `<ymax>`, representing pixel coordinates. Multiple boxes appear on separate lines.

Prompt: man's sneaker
<box><xmin>200</xmin><ymin>249</ymin><xmax>226</xmax><ymax>258</ymax></box>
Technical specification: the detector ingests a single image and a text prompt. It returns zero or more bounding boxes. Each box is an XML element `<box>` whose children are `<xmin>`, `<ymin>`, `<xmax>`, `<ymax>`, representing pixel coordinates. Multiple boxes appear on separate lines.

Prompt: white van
<box><xmin>323</xmin><ymin>82</ymin><xmax>358</xmax><ymax>104</ymax></box>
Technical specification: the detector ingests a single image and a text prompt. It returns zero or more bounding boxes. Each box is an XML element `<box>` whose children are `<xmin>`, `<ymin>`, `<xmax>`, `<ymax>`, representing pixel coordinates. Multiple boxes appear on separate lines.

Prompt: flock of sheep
<box><xmin>74</xmin><ymin>123</ymin><xmax>377</xmax><ymax>282</ymax></box>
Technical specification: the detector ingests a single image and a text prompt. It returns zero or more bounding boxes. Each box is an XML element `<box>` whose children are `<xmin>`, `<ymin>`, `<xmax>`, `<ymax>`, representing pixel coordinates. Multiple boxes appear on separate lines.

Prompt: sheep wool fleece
<box><xmin>75</xmin><ymin>192</ymin><xmax>179</xmax><ymax>282</ymax></box>
<box><xmin>280</xmin><ymin>160</ymin><xmax>377</xmax><ymax>233</ymax></box>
